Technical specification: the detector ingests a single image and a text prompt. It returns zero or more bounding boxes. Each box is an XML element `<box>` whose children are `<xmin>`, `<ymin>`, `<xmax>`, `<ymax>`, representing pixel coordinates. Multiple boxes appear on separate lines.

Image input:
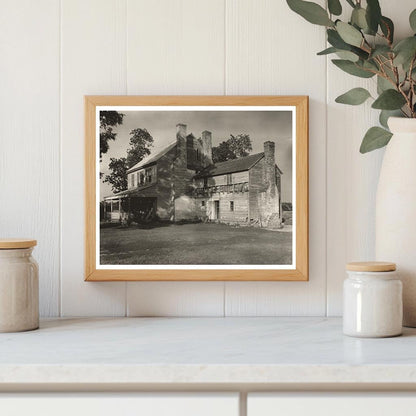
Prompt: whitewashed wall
<box><xmin>1</xmin><ymin>0</ymin><xmax>414</xmax><ymax>317</ymax></box>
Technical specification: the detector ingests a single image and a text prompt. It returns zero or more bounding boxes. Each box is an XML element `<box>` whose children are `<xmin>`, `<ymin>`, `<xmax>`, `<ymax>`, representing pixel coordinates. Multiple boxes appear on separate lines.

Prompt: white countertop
<box><xmin>1</xmin><ymin>317</ymin><xmax>416</xmax><ymax>387</ymax></box>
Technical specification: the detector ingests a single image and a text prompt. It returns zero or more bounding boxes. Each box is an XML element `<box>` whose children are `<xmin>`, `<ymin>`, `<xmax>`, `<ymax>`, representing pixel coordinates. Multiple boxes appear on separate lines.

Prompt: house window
<box><xmin>226</xmin><ymin>174</ymin><xmax>232</xmax><ymax>185</ymax></box>
<box><xmin>196</xmin><ymin>149</ymin><xmax>200</xmax><ymax>161</ymax></box>
<box><xmin>132</xmin><ymin>173</ymin><xmax>137</xmax><ymax>187</ymax></box>
<box><xmin>145</xmin><ymin>167</ymin><xmax>152</xmax><ymax>183</ymax></box>
<box><xmin>110</xmin><ymin>200</ymin><xmax>120</xmax><ymax>213</ymax></box>
<box><xmin>201</xmin><ymin>201</ymin><xmax>205</xmax><ymax>208</ymax></box>
<box><xmin>139</xmin><ymin>172</ymin><xmax>145</xmax><ymax>185</ymax></box>
<box><xmin>203</xmin><ymin>177</ymin><xmax>208</xmax><ymax>188</ymax></box>
<box><xmin>230</xmin><ymin>201</ymin><xmax>234</xmax><ymax>212</ymax></box>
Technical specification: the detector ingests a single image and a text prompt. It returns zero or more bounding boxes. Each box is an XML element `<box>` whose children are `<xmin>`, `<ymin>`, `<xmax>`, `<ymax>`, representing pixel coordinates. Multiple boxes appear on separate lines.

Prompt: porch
<box><xmin>102</xmin><ymin>195</ymin><xmax>157</xmax><ymax>224</ymax></box>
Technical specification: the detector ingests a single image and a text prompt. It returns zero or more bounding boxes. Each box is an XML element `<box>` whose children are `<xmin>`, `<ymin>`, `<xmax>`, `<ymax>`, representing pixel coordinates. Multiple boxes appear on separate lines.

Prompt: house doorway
<box><xmin>214</xmin><ymin>200</ymin><xmax>220</xmax><ymax>220</ymax></box>
<box><xmin>129</xmin><ymin>197</ymin><xmax>157</xmax><ymax>223</ymax></box>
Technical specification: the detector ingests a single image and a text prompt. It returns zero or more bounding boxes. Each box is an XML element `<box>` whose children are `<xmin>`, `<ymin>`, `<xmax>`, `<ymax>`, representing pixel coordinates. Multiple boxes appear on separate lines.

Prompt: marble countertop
<box><xmin>1</xmin><ymin>317</ymin><xmax>416</xmax><ymax>387</ymax></box>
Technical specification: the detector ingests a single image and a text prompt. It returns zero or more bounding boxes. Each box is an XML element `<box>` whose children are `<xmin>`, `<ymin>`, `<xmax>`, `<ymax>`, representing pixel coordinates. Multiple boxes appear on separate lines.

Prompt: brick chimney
<box><xmin>264</xmin><ymin>141</ymin><xmax>276</xmax><ymax>190</ymax></box>
<box><xmin>176</xmin><ymin>123</ymin><xmax>187</xmax><ymax>168</ymax></box>
<box><xmin>201</xmin><ymin>130</ymin><xmax>213</xmax><ymax>166</ymax></box>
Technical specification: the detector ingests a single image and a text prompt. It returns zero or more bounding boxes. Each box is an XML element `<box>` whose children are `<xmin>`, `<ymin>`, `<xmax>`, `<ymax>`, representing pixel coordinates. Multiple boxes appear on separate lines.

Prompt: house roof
<box><xmin>126</xmin><ymin>142</ymin><xmax>283</xmax><ymax>177</ymax></box>
<box><xmin>194</xmin><ymin>152</ymin><xmax>265</xmax><ymax>178</ymax></box>
<box><xmin>127</xmin><ymin>141</ymin><xmax>176</xmax><ymax>174</ymax></box>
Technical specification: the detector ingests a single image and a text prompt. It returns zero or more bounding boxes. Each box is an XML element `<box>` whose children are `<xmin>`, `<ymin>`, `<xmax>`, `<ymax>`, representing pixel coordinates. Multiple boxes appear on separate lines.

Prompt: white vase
<box><xmin>376</xmin><ymin>117</ymin><xmax>416</xmax><ymax>327</ymax></box>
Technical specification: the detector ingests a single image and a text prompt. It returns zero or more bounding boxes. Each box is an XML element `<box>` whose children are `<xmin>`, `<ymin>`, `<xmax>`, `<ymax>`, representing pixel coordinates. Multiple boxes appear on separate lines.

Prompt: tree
<box><xmin>100</xmin><ymin>111</ymin><xmax>124</xmax><ymax>160</ymax></box>
<box><xmin>212</xmin><ymin>134</ymin><xmax>252</xmax><ymax>163</ymax></box>
<box><xmin>228</xmin><ymin>134</ymin><xmax>252</xmax><ymax>157</ymax></box>
<box><xmin>126</xmin><ymin>128</ymin><xmax>154</xmax><ymax>168</ymax></box>
<box><xmin>212</xmin><ymin>141</ymin><xmax>235</xmax><ymax>163</ymax></box>
<box><xmin>103</xmin><ymin>128</ymin><xmax>154</xmax><ymax>193</ymax></box>
<box><xmin>103</xmin><ymin>157</ymin><xmax>128</xmax><ymax>193</ymax></box>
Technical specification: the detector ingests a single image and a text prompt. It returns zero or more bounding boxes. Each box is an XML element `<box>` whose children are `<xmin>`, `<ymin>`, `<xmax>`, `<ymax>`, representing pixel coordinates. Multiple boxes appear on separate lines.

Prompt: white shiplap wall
<box><xmin>1</xmin><ymin>0</ymin><xmax>414</xmax><ymax>317</ymax></box>
<box><xmin>0</xmin><ymin>0</ymin><xmax>61</xmax><ymax>317</ymax></box>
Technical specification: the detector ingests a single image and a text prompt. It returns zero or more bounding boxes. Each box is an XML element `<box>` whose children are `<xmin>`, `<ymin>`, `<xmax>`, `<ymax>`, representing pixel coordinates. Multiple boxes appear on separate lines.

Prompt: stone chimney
<box><xmin>264</xmin><ymin>141</ymin><xmax>276</xmax><ymax>190</ymax></box>
<box><xmin>176</xmin><ymin>123</ymin><xmax>187</xmax><ymax>168</ymax></box>
<box><xmin>201</xmin><ymin>130</ymin><xmax>213</xmax><ymax>166</ymax></box>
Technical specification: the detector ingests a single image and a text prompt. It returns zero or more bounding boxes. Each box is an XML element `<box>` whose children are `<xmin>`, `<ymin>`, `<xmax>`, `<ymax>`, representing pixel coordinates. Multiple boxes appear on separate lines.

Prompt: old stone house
<box><xmin>103</xmin><ymin>123</ymin><xmax>283</xmax><ymax>227</ymax></box>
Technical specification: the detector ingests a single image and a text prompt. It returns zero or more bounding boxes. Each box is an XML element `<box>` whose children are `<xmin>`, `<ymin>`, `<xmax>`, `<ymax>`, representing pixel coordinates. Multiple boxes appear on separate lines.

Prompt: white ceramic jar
<box><xmin>0</xmin><ymin>239</ymin><xmax>39</xmax><ymax>332</ymax></box>
<box><xmin>343</xmin><ymin>262</ymin><xmax>402</xmax><ymax>338</ymax></box>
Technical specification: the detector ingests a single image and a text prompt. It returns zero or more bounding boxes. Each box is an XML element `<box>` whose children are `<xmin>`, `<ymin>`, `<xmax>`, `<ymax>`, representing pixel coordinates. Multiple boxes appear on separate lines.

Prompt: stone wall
<box><xmin>248</xmin><ymin>148</ymin><xmax>282</xmax><ymax>228</ymax></box>
<box><xmin>132</xmin><ymin>147</ymin><xmax>176</xmax><ymax>221</ymax></box>
<box><xmin>215</xmin><ymin>192</ymin><xmax>249</xmax><ymax>224</ymax></box>
<box><xmin>248</xmin><ymin>159</ymin><xmax>267</xmax><ymax>221</ymax></box>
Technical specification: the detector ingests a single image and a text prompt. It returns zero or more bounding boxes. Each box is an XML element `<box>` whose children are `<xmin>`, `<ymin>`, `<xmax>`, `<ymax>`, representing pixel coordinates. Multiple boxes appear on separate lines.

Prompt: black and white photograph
<box><xmin>98</xmin><ymin>106</ymin><xmax>295</xmax><ymax>268</ymax></box>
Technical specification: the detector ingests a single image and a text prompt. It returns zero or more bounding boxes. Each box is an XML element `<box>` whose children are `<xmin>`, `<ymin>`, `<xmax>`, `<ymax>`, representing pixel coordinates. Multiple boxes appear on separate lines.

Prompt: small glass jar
<box><xmin>343</xmin><ymin>262</ymin><xmax>402</xmax><ymax>338</ymax></box>
<box><xmin>0</xmin><ymin>239</ymin><xmax>39</xmax><ymax>332</ymax></box>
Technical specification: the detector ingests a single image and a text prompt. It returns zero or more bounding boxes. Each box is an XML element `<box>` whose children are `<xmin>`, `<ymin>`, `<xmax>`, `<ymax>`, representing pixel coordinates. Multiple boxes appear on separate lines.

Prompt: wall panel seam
<box><xmin>223</xmin><ymin>0</ymin><xmax>227</xmax><ymax>316</ymax></box>
<box><xmin>59</xmin><ymin>0</ymin><xmax>63</xmax><ymax>317</ymax></box>
<box><xmin>124</xmin><ymin>0</ymin><xmax>129</xmax><ymax>317</ymax></box>
<box><xmin>224</xmin><ymin>0</ymin><xmax>227</xmax><ymax>96</ymax></box>
<box><xmin>325</xmin><ymin>40</ymin><xmax>329</xmax><ymax>317</ymax></box>
<box><xmin>323</xmin><ymin>0</ymin><xmax>329</xmax><ymax>318</ymax></box>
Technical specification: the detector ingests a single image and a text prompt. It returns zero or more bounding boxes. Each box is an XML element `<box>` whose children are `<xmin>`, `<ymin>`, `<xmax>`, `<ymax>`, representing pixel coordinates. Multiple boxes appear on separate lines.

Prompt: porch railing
<box><xmin>193</xmin><ymin>182</ymin><xmax>249</xmax><ymax>197</ymax></box>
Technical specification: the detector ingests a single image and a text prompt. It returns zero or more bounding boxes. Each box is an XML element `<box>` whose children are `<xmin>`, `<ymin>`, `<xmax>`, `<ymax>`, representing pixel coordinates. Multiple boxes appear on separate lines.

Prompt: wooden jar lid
<box><xmin>346</xmin><ymin>261</ymin><xmax>396</xmax><ymax>272</ymax></box>
<box><xmin>0</xmin><ymin>239</ymin><xmax>37</xmax><ymax>249</ymax></box>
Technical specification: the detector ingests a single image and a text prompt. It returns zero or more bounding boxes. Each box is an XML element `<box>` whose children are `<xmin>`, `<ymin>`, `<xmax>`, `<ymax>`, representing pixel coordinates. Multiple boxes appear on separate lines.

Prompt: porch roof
<box><xmin>103</xmin><ymin>183</ymin><xmax>156</xmax><ymax>200</ymax></box>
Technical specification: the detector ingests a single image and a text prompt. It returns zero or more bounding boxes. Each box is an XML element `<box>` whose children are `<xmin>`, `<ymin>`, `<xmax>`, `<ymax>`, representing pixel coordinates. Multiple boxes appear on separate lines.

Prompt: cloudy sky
<box><xmin>100</xmin><ymin>110</ymin><xmax>293</xmax><ymax>202</ymax></box>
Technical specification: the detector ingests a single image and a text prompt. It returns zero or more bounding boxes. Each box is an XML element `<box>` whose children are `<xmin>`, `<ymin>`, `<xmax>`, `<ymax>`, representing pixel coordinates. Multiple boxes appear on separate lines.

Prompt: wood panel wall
<box><xmin>1</xmin><ymin>0</ymin><xmax>414</xmax><ymax>316</ymax></box>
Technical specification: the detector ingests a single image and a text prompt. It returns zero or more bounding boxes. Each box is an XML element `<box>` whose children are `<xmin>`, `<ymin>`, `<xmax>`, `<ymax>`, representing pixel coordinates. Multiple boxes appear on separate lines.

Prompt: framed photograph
<box><xmin>85</xmin><ymin>96</ymin><xmax>308</xmax><ymax>281</ymax></box>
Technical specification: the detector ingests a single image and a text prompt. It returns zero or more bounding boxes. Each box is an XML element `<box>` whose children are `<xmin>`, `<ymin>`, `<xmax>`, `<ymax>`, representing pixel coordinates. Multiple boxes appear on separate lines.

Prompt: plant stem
<box><xmin>408</xmin><ymin>57</ymin><xmax>416</xmax><ymax>117</ymax></box>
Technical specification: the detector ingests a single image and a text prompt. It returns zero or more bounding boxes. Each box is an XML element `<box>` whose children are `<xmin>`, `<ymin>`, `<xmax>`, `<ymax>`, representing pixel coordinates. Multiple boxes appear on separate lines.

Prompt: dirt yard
<box><xmin>100</xmin><ymin>223</ymin><xmax>292</xmax><ymax>265</ymax></box>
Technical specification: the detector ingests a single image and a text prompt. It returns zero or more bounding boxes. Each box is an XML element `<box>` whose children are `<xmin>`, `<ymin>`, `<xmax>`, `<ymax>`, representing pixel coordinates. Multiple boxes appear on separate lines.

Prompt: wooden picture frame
<box><xmin>85</xmin><ymin>96</ymin><xmax>308</xmax><ymax>281</ymax></box>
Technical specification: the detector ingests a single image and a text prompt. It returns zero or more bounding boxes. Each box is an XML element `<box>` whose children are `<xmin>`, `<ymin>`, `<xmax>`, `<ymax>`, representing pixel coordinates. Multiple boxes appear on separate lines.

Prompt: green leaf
<box><xmin>410</xmin><ymin>9</ymin><xmax>416</xmax><ymax>32</ymax></box>
<box><xmin>363</xmin><ymin>59</ymin><xmax>379</xmax><ymax>71</ymax></box>
<box><xmin>403</xmin><ymin>56</ymin><xmax>415</xmax><ymax>72</ymax></box>
<box><xmin>360</xmin><ymin>127</ymin><xmax>392</xmax><ymax>153</ymax></box>
<box><xmin>377</xmin><ymin>75</ymin><xmax>394</xmax><ymax>94</ymax></box>
<box><xmin>377</xmin><ymin>67</ymin><xmax>404</xmax><ymax>93</ymax></box>
<box><xmin>370</xmin><ymin>45</ymin><xmax>391</xmax><ymax>58</ymax></box>
<box><xmin>287</xmin><ymin>0</ymin><xmax>334</xmax><ymax>26</ymax></box>
<box><xmin>328</xmin><ymin>0</ymin><xmax>342</xmax><ymax>16</ymax></box>
<box><xmin>332</xmin><ymin>59</ymin><xmax>375</xmax><ymax>78</ymax></box>
<box><xmin>380</xmin><ymin>16</ymin><xmax>394</xmax><ymax>43</ymax></box>
<box><xmin>335</xmin><ymin>50</ymin><xmax>359</xmax><ymax>62</ymax></box>
<box><xmin>335</xmin><ymin>88</ymin><xmax>371</xmax><ymax>105</ymax></box>
<box><xmin>366</xmin><ymin>0</ymin><xmax>382</xmax><ymax>33</ymax></box>
<box><xmin>317</xmin><ymin>46</ymin><xmax>359</xmax><ymax>61</ymax></box>
<box><xmin>393</xmin><ymin>36</ymin><xmax>416</xmax><ymax>66</ymax></box>
<box><xmin>336</xmin><ymin>21</ymin><xmax>363</xmax><ymax>47</ymax></box>
<box><xmin>372</xmin><ymin>89</ymin><xmax>407</xmax><ymax>110</ymax></box>
<box><xmin>327</xmin><ymin>29</ymin><xmax>369</xmax><ymax>60</ymax></box>
<box><xmin>351</xmin><ymin>46</ymin><xmax>369</xmax><ymax>60</ymax></box>
<box><xmin>327</xmin><ymin>29</ymin><xmax>350</xmax><ymax>49</ymax></box>
<box><xmin>379</xmin><ymin>110</ymin><xmax>402</xmax><ymax>129</ymax></box>
<box><xmin>351</xmin><ymin>7</ymin><xmax>369</xmax><ymax>31</ymax></box>
<box><xmin>317</xmin><ymin>47</ymin><xmax>337</xmax><ymax>55</ymax></box>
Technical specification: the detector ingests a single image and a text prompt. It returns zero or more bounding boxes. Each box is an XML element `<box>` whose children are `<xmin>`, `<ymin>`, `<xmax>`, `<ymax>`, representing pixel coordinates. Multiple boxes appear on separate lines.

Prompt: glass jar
<box><xmin>343</xmin><ymin>262</ymin><xmax>402</xmax><ymax>338</ymax></box>
<box><xmin>0</xmin><ymin>239</ymin><xmax>39</xmax><ymax>332</ymax></box>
